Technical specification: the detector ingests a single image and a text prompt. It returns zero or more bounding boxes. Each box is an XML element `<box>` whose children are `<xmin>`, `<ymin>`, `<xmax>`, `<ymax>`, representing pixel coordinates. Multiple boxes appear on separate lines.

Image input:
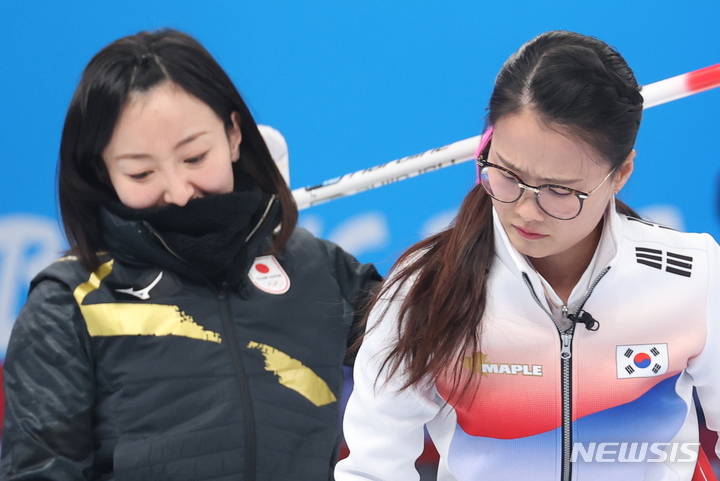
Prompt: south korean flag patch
<box><xmin>616</xmin><ymin>344</ymin><xmax>669</xmax><ymax>379</ymax></box>
<box><xmin>248</xmin><ymin>255</ymin><xmax>290</xmax><ymax>295</ymax></box>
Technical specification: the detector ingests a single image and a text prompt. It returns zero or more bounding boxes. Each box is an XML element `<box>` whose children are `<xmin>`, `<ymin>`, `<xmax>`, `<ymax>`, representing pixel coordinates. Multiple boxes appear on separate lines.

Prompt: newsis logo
<box><xmin>571</xmin><ymin>442</ymin><xmax>700</xmax><ymax>463</ymax></box>
<box><xmin>462</xmin><ymin>352</ymin><xmax>543</xmax><ymax>377</ymax></box>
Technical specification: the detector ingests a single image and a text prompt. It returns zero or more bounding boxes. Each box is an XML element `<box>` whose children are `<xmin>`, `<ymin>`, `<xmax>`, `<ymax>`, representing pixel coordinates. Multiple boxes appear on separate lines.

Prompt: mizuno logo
<box><xmin>75</xmin><ymin>262</ymin><xmax>221</xmax><ymax>343</ymax></box>
<box><xmin>116</xmin><ymin>272</ymin><xmax>164</xmax><ymax>300</ymax></box>
<box><xmin>635</xmin><ymin>247</ymin><xmax>692</xmax><ymax>278</ymax></box>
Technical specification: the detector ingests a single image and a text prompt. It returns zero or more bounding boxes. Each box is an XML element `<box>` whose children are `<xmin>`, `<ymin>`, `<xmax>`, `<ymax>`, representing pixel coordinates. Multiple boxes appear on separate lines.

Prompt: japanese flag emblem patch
<box><xmin>248</xmin><ymin>255</ymin><xmax>290</xmax><ymax>295</ymax></box>
<box><xmin>616</xmin><ymin>344</ymin><xmax>669</xmax><ymax>379</ymax></box>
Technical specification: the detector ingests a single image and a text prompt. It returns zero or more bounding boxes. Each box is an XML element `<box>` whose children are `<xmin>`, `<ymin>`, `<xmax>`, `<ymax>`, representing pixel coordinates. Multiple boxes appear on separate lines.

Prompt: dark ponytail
<box><xmin>367</xmin><ymin>31</ymin><xmax>643</xmax><ymax>395</ymax></box>
<box><xmin>371</xmin><ymin>185</ymin><xmax>494</xmax><ymax>396</ymax></box>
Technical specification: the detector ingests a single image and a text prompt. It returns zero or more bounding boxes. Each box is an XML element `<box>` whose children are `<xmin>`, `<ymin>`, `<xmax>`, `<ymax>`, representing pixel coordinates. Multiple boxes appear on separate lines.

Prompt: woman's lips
<box><xmin>514</xmin><ymin>225</ymin><xmax>548</xmax><ymax>240</ymax></box>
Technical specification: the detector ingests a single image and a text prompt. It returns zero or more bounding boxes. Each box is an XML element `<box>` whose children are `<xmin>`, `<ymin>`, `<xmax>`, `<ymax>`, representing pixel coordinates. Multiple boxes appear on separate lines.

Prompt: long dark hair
<box><xmin>372</xmin><ymin>30</ymin><xmax>644</xmax><ymax>395</ymax></box>
<box><xmin>58</xmin><ymin>29</ymin><xmax>298</xmax><ymax>271</ymax></box>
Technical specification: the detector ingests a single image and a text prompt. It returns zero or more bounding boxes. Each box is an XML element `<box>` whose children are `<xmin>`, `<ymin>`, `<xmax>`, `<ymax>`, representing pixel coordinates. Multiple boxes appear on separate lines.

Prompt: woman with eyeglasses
<box><xmin>336</xmin><ymin>30</ymin><xmax>719</xmax><ymax>480</ymax></box>
<box><xmin>0</xmin><ymin>29</ymin><xmax>381</xmax><ymax>480</ymax></box>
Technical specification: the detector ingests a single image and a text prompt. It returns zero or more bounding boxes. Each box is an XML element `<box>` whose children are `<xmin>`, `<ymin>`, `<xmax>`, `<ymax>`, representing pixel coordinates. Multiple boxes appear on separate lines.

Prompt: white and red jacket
<box><xmin>336</xmin><ymin>206</ymin><xmax>720</xmax><ymax>480</ymax></box>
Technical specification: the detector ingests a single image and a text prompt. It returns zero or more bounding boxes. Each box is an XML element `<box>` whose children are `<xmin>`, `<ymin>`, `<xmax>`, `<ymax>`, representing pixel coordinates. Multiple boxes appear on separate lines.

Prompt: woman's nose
<box><xmin>514</xmin><ymin>188</ymin><xmax>545</xmax><ymax>221</ymax></box>
<box><xmin>162</xmin><ymin>171</ymin><xmax>196</xmax><ymax>207</ymax></box>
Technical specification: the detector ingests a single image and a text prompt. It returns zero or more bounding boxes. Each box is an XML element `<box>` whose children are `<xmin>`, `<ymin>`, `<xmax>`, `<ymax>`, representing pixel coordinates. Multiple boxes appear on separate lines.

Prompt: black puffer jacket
<box><xmin>0</xmin><ymin>206</ymin><xmax>380</xmax><ymax>480</ymax></box>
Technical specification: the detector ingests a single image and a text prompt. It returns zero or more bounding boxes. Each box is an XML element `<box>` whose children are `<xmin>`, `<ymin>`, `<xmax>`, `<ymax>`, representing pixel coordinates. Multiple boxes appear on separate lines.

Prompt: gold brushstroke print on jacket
<box><xmin>248</xmin><ymin>341</ymin><xmax>337</xmax><ymax>407</ymax></box>
<box><xmin>73</xmin><ymin>259</ymin><xmax>222</xmax><ymax>343</ymax></box>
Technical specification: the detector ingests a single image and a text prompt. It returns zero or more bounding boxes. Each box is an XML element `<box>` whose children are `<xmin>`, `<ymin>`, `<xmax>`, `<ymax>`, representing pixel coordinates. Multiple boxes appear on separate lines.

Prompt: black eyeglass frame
<box><xmin>475</xmin><ymin>153</ymin><xmax>616</xmax><ymax>221</ymax></box>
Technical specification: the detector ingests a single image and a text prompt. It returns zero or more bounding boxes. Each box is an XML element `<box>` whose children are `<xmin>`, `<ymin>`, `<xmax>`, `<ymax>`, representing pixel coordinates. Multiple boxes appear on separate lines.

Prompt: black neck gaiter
<box><xmin>106</xmin><ymin>188</ymin><xmax>276</xmax><ymax>289</ymax></box>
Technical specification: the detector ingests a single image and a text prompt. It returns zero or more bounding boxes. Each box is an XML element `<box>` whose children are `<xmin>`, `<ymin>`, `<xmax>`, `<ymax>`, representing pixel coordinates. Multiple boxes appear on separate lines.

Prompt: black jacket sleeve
<box><xmin>1</xmin><ymin>278</ymin><xmax>96</xmax><ymax>480</ymax></box>
<box><xmin>320</xmin><ymin>239</ymin><xmax>383</xmax><ymax>366</ymax></box>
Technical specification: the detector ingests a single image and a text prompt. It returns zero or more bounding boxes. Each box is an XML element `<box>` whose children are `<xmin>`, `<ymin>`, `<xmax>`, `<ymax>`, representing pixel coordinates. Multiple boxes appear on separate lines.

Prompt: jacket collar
<box><xmin>492</xmin><ymin>199</ymin><xmax>624</xmax><ymax>310</ymax></box>
<box><xmin>100</xmin><ymin>195</ymin><xmax>279</xmax><ymax>287</ymax></box>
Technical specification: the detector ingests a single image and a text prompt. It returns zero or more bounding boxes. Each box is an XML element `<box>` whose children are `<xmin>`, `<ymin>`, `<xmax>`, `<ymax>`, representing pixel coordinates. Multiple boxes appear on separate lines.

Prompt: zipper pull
<box><xmin>560</xmin><ymin>332</ymin><xmax>572</xmax><ymax>359</ymax></box>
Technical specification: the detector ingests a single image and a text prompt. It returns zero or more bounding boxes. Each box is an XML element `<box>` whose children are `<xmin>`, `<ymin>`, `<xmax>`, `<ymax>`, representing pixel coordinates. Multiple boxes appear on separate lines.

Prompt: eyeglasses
<box><xmin>476</xmin><ymin>153</ymin><xmax>616</xmax><ymax>220</ymax></box>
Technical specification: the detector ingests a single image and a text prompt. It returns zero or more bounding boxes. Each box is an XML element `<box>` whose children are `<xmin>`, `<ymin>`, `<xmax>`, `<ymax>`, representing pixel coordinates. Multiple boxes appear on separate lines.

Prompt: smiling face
<box><xmin>102</xmin><ymin>81</ymin><xmax>241</xmax><ymax>209</ymax></box>
<box><xmin>488</xmin><ymin>109</ymin><xmax>633</xmax><ymax>269</ymax></box>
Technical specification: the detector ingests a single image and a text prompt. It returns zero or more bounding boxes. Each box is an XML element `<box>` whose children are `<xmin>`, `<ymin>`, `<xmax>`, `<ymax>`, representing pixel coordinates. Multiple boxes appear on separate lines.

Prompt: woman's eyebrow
<box><xmin>116</xmin><ymin>152</ymin><xmax>151</xmax><ymax>161</ymax></box>
<box><xmin>115</xmin><ymin>131</ymin><xmax>210</xmax><ymax>161</ymax></box>
<box><xmin>494</xmin><ymin>151</ymin><xmax>584</xmax><ymax>185</ymax></box>
<box><xmin>174</xmin><ymin>131</ymin><xmax>209</xmax><ymax>150</ymax></box>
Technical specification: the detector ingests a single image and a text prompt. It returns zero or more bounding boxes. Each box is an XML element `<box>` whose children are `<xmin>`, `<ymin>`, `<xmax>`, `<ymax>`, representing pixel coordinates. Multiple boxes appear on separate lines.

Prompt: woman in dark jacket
<box><xmin>1</xmin><ymin>29</ymin><xmax>380</xmax><ymax>481</ymax></box>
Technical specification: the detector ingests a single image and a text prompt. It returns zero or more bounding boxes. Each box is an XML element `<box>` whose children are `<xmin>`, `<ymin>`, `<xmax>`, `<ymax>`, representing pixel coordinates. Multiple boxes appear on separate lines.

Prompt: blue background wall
<box><xmin>1</xmin><ymin>1</ymin><xmax>719</xmax><ymax>358</ymax></box>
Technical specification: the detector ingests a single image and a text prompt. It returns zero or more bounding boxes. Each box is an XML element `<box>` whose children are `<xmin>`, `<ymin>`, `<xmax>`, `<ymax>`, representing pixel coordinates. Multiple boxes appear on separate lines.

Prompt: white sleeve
<box><xmin>688</xmin><ymin>234</ymin><xmax>720</xmax><ymax>457</ymax></box>
<box><xmin>335</xmin><ymin>287</ymin><xmax>442</xmax><ymax>481</ymax></box>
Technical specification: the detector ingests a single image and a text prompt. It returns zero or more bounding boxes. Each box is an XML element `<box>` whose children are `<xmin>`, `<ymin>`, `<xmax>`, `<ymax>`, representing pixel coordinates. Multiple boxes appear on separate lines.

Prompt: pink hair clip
<box><xmin>475</xmin><ymin>126</ymin><xmax>493</xmax><ymax>184</ymax></box>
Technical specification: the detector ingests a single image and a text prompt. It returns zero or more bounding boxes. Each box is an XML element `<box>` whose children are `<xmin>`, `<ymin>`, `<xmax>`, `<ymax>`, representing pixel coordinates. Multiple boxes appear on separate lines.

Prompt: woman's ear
<box><xmin>229</xmin><ymin>111</ymin><xmax>242</xmax><ymax>162</ymax></box>
<box><xmin>614</xmin><ymin>150</ymin><xmax>635</xmax><ymax>194</ymax></box>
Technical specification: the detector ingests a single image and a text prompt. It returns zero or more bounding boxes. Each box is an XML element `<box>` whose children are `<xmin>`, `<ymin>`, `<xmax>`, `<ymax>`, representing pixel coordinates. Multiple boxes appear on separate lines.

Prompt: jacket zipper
<box><xmin>218</xmin><ymin>285</ymin><xmax>257</xmax><ymax>481</ymax></box>
<box><xmin>215</xmin><ymin>195</ymin><xmax>273</xmax><ymax>479</ymax></box>
<box><xmin>559</xmin><ymin>329</ymin><xmax>574</xmax><ymax>481</ymax></box>
<box><xmin>141</xmin><ymin>196</ymin><xmax>276</xmax><ymax>479</ymax></box>
<box><xmin>522</xmin><ymin>267</ymin><xmax>611</xmax><ymax>481</ymax></box>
